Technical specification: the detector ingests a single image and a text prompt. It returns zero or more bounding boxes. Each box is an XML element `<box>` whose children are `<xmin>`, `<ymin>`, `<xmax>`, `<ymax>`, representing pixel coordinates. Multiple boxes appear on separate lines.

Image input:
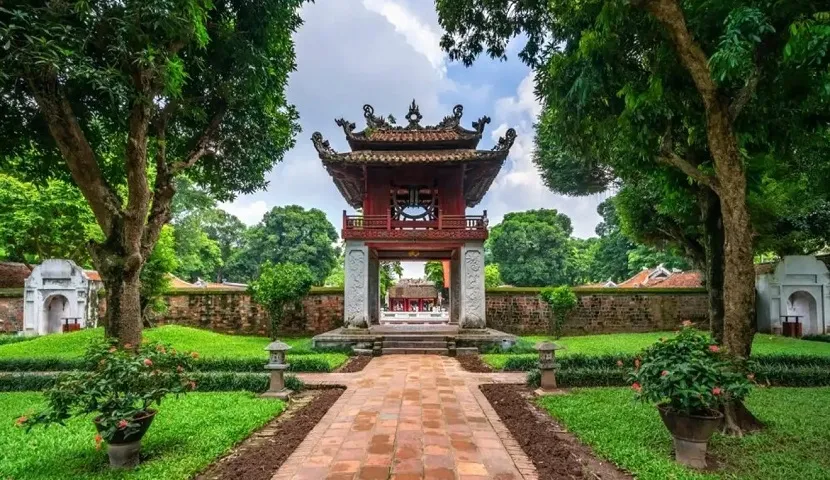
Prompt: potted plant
<box><xmin>629</xmin><ymin>323</ymin><xmax>753</xmax><ymax>469</ymax></box>
<box><xmin>18</xmin><ymin>339</ymin><xmax>197</xmax><ymax>468</ymax></box>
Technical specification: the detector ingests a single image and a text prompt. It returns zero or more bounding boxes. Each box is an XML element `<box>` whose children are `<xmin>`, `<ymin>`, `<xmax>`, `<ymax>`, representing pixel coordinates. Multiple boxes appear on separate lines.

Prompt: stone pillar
<box><xmin>459</xmin><ymin>241</ymin><xmax>486</xmax><ymax>329</ymax></box>
<box><xmin>344</xmin><ymin>241</ymin><xmax>369</xmax><ymax>328</ymax></box>
<box><xmin>368</xmin><ymin>255</ymin><xmax>380</xmax><ymax>325</ymax></box>
<box><xmin>450</xmin><ymin>253</ymin><xmax>462</xmax><ymax>325</ymax></box>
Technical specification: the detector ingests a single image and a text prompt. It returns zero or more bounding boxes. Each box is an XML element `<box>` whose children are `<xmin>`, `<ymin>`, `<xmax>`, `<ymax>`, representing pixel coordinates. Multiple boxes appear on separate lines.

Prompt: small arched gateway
<box><xmin>22</xmin><ymin>259</ymin><xmax>102</xmax><ymax>335</ymax></box>
<box><xmin>756</xmin><ymin>256</ymin><xmax>829</xmax><ymax>336</ymax></box>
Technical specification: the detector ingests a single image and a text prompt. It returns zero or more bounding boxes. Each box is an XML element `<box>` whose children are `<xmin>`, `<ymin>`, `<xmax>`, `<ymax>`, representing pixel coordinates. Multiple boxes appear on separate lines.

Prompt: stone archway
<box><xmin>787</xmin><ymin>290</ymin><xmax>818</xmax><ymax>336</ymax></box>
<box><xmin>44</xmin><ymin>294</ymin><xmax>69</xmax><ymax>334</ymax></box>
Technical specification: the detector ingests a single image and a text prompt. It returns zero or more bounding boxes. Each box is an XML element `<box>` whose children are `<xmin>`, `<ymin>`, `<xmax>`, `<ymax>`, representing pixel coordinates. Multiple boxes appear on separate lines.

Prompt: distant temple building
<box><xmin>387</xmin><ymin>279</ymin><xmax>439</xmax><ymax>312</ymax></box>
<box><xmin>313</xmin><ymin>101</ymin><xmax>515</xmax><ymax>328</ymax></box>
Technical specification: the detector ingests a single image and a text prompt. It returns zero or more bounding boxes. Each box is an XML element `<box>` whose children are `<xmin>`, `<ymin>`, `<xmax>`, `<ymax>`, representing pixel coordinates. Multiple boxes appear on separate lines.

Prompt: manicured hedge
<box><xmin>0</xmin><ymin>355</ymin><xmax>336</xmax><ymax>373</ymax></box>
<box><xmin>495</xmin><ymin>352</ymin><xmax>830</xmax><ymax>372</ymax></box>
<box><xmin>0</xmin><ymin>335</ymin><xmax>34</xmax><ymax>347</ymax></box>
<box><xmin>0</xmin><ymin>371</ymin><xmax>304</xmax><ymax>393</ymax></box>
<box><xmin>803</xmin><ymin>334</ymin><xmax>830</xmax><ymax>343</ymax></box>
<box><xmin>526</xmin><ymin>364</ymin><xmax>830</xmax><ymax>388</ymax></box>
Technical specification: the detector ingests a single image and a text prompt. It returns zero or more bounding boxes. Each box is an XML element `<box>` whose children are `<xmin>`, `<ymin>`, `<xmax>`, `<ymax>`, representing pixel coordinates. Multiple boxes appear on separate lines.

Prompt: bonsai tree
<box><xmin>250</xmin><ymin>262</ymin><xmax>314</xmax><ymax>339</ymax></box>
<box><xmin>18</xmin><ymin>339</ymin><xmax>196</xmax><ymax>468</ymax></box>
<box><xmin>629</xmin><ymin>323</ymin><xmax>754</xmax><ymax>467</ymax></box>
<box><xmin>539</xmin><ymin>286</ymin><xmax>577</xmax><ymax>338</ymax></box>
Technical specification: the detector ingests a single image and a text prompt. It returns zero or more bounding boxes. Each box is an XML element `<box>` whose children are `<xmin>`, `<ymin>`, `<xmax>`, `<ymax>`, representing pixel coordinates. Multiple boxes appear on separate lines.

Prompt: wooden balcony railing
<box><xmin>342</xmin><ymin>211</ymin><xmax>489</xmax><ymax>240</ymax></box>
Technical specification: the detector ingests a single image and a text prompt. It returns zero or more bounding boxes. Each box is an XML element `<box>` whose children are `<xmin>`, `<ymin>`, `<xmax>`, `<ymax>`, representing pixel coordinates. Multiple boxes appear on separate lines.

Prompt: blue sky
<box><xmin>221</xmin><ymin>0</ymin><xmax>606</xmax><ymax>277</ymax></box>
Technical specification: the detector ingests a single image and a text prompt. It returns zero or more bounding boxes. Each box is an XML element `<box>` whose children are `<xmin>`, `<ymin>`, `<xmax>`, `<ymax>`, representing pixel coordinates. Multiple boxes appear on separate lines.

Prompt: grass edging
<box><xmin>0</xmin><ymin>371</ymin><xmax>306</xmax><ymax>393</ymax></box>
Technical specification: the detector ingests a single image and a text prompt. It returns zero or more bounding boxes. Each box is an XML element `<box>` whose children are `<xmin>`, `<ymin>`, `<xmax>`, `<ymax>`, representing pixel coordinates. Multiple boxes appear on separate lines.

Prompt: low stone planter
<box><xmin>94</xmin><ymin>409</ymin><xmax>156</xmax><ymax>468</ymax></box>
<box><xmin>658</xmin><ymin>405</ymin><xmax>723</xmax><ymax>469</ymax></box>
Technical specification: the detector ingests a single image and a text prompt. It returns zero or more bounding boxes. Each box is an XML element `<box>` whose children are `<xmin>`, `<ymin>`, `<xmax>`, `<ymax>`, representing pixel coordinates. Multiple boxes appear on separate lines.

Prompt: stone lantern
<box><xmin>262</xmin><ymin>340</ymin><xmax>292</xmax><ymax>399</ymax></box>
<box><xmin>536</xmin><ymin>341</ymin><xmax>564</xmax><ymax>391</ymax></box>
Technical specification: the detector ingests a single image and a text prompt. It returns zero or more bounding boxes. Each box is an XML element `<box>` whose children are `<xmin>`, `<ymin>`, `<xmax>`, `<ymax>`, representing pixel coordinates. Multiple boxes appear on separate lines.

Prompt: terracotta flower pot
<box><xmin>94</xmin><ymin>409</ymin><xmax>156</xmax><ymax>468</ymax></box>
<box><xmin>658</xmin><ymin>405</ymin><xmax>723</xmax><ymax>469</ymax></box>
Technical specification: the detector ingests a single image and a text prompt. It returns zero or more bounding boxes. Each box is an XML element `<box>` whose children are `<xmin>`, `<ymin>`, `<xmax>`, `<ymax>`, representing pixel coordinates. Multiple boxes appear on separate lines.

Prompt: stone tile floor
<box><xmin>275</xmin><ymin>356</ymin><xmax>534</xmax><ymax>480</ymax></box>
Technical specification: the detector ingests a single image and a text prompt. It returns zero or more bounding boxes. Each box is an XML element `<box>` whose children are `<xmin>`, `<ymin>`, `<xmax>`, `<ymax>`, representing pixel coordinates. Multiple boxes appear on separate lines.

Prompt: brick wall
<box><xmin>157</xmin><ymin>289</ymin><xmax>344</xmax><ymax>336</ymax></box>
<box><xmin>486</xmin><ymin>288</ymin><xmax>709</xmax><ymax>335</ymax></box>
<box><xmin>0</xmin><ymin>295</ymin><xmax>23</xmax><ymax>333</ymax></box>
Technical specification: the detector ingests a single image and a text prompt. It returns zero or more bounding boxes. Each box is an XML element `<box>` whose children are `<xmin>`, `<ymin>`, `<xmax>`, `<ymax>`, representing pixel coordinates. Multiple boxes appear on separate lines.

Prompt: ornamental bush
<box><xmin>250</xmin><ymin>262</ymin><xmax>315</xmax><ymax>339</ymax></box>
<box><xmin>18</xmin><ymin>340</ymin><xmax>196</xmax><ymax>443</ymax></box>
<box><xmin>539</xmin><ymin>285</ymin><xmax>577</xmax><ymax>338</ymax></box>
<box><xmin>629</xmin><ymin>324</ymin><xmax>753</xmax><ymax>415</ymax></box>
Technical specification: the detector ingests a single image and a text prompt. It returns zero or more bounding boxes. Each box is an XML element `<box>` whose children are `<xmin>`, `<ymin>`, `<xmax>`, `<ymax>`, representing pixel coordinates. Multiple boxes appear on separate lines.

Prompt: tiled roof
<box><xmin>0</xmin><ymin>262</ymin><xmax>31</xmax><ymax>288</ymax></box>
<box><xmin>364</xmin><ymin>129</ymin><xmax>470</xmax><ymax>142</ymax></box>
<box><xmin>168</xmin><ymin>275</ymin><xmax>195</xmax><ymax>289</ymax></box>
<box><xmin>320</xmin><ymin>148</ymin><xmax>508</xmax><ymax>165</ymax></box>
<box><xmin>618</xmin><ymin>267</ymin><xmax>703</xmax><ymax>288</ymax></box>
<box><xmin>84</xmin><ymin>270</ymin><xmax>101</xmax><ymax>282</ymax></box>
<box><xmin>389</xmin><ymin>283</ymin><xmax>438</xmax><ymax>298</ymax></box>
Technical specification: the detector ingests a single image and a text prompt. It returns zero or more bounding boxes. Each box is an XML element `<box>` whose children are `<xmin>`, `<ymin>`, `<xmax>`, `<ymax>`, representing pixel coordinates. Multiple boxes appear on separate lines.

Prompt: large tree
<box><xmin>0</xmin><ymin>1</ymin><xmax>303</xmax><ymax>345</ymax></box>
<box><xmin>437</xmin><ymin>0</ymin><xmax>830</xmax><ymax>360</ymax></box>
<box><xmin>226</xmin><ymin>206</ymin><xmax>339</xmax><ymax>285</ymax></box>
<box><xmin>488</xmin><ymin>209</ymin><xmax>573</xmax><ymax>287</ymax></box>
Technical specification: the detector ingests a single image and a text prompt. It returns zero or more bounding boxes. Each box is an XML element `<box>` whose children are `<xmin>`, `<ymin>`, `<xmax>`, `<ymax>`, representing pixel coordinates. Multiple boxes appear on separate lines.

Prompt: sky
<box><xmin>221</xmin><ymin>0</ymin><xmax>607</xmax><ymax>278</ymax></box>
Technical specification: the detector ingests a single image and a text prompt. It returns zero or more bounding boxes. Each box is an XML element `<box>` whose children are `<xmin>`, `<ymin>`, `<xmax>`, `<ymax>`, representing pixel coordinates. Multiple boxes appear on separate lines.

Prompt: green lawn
<box><xmin>482</xmin><ymin>332</ymin><xmax>830</xmax><ymax>369</ymax></box>
<box><xmin>0</xmin><ymin>326</ymin><xmax>347</xmax><ymax>370</ymax></box>
<box><xmin>538</xmin><ymin>387</ymin><xmax>830</xmax><ymax>480</ymax></box>
<box><xmin>0</xmin><ymin>392</ymin><xmax>284</xmax><ymax>480</ymax></box>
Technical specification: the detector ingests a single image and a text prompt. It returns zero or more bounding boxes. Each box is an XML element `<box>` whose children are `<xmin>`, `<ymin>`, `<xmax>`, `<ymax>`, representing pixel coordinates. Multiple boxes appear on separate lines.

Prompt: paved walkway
<box><xmin>276</xmin><ymin>356</ymin><xmax>534</xmax><ymax>480</ymax></box>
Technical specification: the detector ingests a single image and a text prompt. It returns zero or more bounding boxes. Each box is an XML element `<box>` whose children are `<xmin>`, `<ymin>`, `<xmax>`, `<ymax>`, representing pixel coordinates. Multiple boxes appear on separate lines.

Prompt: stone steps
<box><xmin>382</xmin><ymin>340</ymin><xmax>448</xmax><ymax>349</ymax></box>
<box><xmin>382</xmin><ymin>347</ymin><xmax>449</xmax><ymax>355</ymax></box>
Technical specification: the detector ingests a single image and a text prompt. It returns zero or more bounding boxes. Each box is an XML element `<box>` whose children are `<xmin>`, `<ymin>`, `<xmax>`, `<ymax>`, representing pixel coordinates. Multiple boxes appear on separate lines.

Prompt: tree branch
<box><xmin>141</xmin><ymin>119</ymin><xmax>176</xmax><ymax>261</ymax></box>
<box><xmin>171</xmin><ymin>101</ymin><xmax>227</xmax><ymax>174</ymax></box>
<box><xmin>658</xmin><ymin>151</ymin><xmax>720</xmax><ymax>193</ymax></box>
<box><xmin>27</xmin><ymin>72</ymin><xmax>122</xmax><ymax>236</ymax></box>
<box><xmin>729</xmin><ymin>67</ymin><xmax>759</xmax><ymax>121</ymax></box>
<box><xmin>123</xmin><ymin>73</ymin><xmax>153</xmax><ymax>271</ymax></box>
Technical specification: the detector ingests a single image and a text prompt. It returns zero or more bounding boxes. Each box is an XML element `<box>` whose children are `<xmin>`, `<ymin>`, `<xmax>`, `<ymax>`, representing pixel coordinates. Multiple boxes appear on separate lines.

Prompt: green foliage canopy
<box><xmin>249</xmin><ymin>262</ymin><xmax>314</xmax><ymax>339</ymax></box>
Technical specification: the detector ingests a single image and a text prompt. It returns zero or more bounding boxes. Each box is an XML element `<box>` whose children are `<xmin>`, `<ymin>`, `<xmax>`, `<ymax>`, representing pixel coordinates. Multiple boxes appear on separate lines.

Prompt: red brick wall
<box><xmin>486</xmin><ymin>289</ymin><xmax>709</xmax><ymax>335</ymax></box>
<box><xmin>0</xmin><ymin>296</ymin><xmax>24</xmax><ymax>333</ymax></box>
<box><xmin>157</xmin><ymin>290</ymin><xmax>344</xmax><ymax>336</ymax></box>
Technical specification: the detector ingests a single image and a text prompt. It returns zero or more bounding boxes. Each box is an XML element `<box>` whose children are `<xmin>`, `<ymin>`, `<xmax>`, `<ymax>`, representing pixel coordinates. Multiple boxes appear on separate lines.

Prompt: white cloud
<box><xmin>480</xmin><ymin>71</ymin><xmax>602</xmax><ymax>238</ymax></box>
<box><xmin>362</xmin><ymin>0</ymin><xmax>447</xmax><ymax>75</ymax></box>
<box><xmin>219</xmin><ymin>200</ymin><xmax>269</xmax><ymax>226</ymax></box>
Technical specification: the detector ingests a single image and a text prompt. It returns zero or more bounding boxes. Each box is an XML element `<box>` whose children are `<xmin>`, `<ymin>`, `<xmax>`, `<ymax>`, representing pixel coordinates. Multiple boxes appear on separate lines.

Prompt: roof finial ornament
<box><xmin>472</xmin><ymin>115</ymin><xmax>491</xmax><ymax>136</ymax></box>
<box><xmin>492</xmin><ymin>128</ymin><xmax>517</xmax><ymax>151</ymax></box>
<box><xmin>405</xmin><ymin>99</ymin><xmax>423</xmax><ymax>129</ymax></box>
<box><xmin>437</xmin><ymin>104</ymin><xmax>464</xmax><ymax>129</ymax></box>
<box><xmin>363</xmin><ymin>104</ymin><xmax>390</xmax><ymax>129</ymax></box>
<box><xmin>311</xmin><ymin>132</ymin><xmax>336</xmax><ymax>155</ymax></box>
<box><xmin>335</xmin><ymin>118</ymin><xmax>356</xmax><ymax>137</ymax></box>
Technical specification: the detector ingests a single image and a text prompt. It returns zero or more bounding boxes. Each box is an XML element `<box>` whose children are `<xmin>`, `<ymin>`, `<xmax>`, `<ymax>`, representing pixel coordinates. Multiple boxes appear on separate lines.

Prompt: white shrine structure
<box><xmin>756</xmin><ymin>255</ymin><xmax>830</xmax><ymax>336</ymax></box>
<box><xmin>22</xmin><ymin>259</ymin><xmax>102</xmax><ymax>335</ymax></box>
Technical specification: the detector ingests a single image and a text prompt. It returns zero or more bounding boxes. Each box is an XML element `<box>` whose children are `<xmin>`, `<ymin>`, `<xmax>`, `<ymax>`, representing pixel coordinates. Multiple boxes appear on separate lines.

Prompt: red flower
<box><xmin>708</xmin><ymin>345</ymin><xmax>720</xmax><ymax>353</ymax></box>
<box><xmin>191</xmin><ymin>352</ymin><xmax>200</xmax><ymax>359</ymax></box>
<box><xmin>94</xmin><ymin>434</ymin><xmax>103</xmax><ymax>450</ymax></box>
<box><xmin>747</xmin><ymin>373</ymin><xmax>755</xmax><ymax>381</ymax></box>
<box><xmin>661</xmin><ymin>370</ymin><xmax>669</xmax><ymax>377</ymax></box>
<box><xmin>118</xmin><ymin>419</ymin><xmax>128</xmax><ymax>429</ymax></box>
<box><xmin>681</xmin><ymin>320</ymin><xmax>693</xmax><ymax>327</ymax></box>
<box><xmin>124</xmin><ymin>343</ymin><xmax>133</xmax><ymax>350</ymax></box>
<box><xmin>177</xmin><ymin>365</ymin><xmax>184</xmax><ymax>373</ymax></box>
<box><xmin>143</xmin><ymin>358</ymin><xmax>153</xmax><ymax>367</ymax></box>
<box><xmin>188</xmin><ymin>381</ymin><xmax>197</xmax><ymax>390</ymax></box>
<box><xmin>108</xmin><ymin>347</ymin><xmax>117</xmax><ymax>353</ymax></box>
<box><xmin>631</xmin><ymin>382</ymin><xmax>642</xmax><ymax>393</ymax></box>
<box><xmin>712</xmin><ymin>387</ymin><xmax>722</xmax><ymax>396</ymax></box>
<box><xmin>616</xmin><ymin>360</ymin><xmax>624</xmax><ymax>367</ymax></box>
<box><xmin>634</xmin><ymin>358</ymin><xmax>641</xmax><ymax>369</ymax></box>
<box><xmin>15</xmin><ymin>416</ymin><xmax>27</xmax><ymax>426</ymax></box>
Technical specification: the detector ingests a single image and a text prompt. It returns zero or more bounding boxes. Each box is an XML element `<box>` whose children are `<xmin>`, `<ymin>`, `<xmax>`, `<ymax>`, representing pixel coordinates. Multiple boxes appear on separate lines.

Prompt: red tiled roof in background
<box><xmin>84</xmin><ymin>270</ymin><xmax>101</xmax><ymax>281</ymax></box>
<box><xmin>0</xmin><ymin>262</ymin><xmax>31</xmax><ymax>288</ymax></box>
<box><xmin>654</xmin><ymin>271</ymin><xmax>703</xmax><ymax>288</ymax></box>
<box><xmin>168</xmin><ymin>275</ymin><xmax>195</xmax><ymax>289</ymax></box>
<box><xmin>617</xmin><ymin>269</ymin><xmax>653</xmax><ymax>288</ymax></box>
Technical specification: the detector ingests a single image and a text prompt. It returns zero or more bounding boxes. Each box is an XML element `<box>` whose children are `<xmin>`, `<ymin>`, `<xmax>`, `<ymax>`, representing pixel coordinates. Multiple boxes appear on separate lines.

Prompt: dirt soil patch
<box><xmin>457</xmin><ymin>354</ymin><xmax>493</xmax><ymax>372</ymax></box>
<box><xmin>197</xmin><ymin>388</ymin><xmax>344</xmax><ymax>480</ymax></box>
<box><xmin>336</xmin><ymin>354</ymin><xmax>372</xmax><ymax>372</ymax></box>
<box><xmin>481</xmin><ymin>384</ymin><xmax>631</xmax><ymax>480</ymax></box>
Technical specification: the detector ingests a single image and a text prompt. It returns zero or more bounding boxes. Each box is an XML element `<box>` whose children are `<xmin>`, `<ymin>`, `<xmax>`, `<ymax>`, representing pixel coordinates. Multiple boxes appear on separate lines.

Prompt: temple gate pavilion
<box><xmin>312</xmin><ymin>101</ymin><xmax>516</xmax><ymax>336</ymax></box>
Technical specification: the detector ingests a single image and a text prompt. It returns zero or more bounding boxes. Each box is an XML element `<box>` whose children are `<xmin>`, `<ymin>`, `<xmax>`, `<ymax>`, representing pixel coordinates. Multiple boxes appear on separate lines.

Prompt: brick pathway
<box><xmin>275</xmin><ymin>356</ymin><xmax>534</xmax><ymax>480</ymax></box>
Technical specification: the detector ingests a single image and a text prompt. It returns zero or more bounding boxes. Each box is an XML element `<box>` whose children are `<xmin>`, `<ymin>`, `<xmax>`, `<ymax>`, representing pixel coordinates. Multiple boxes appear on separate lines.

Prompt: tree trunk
<box><xmin>701</xmin><ymin>189</ymin><xmax>725</xmax><ymax>343</ymax></box>
<box><xmin>643</xmin><ymin>0</ymin><xmax>756</xmax><ymax>360</ymax></box>
<box><xmin>92</xmin><ymin>242</ymin><xmax>144</xmax><ymax>347</ymax></box>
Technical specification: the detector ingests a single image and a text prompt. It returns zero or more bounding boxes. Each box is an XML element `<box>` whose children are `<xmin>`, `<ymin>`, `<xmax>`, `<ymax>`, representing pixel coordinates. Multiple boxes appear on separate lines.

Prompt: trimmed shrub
<box><xmin>0</xmin><ymin>335</ymin><xmax>34</xmax><ymax>347</ymax></box>
<box><xmin>803</xmin><ymin>334</ymin><xmax>830</xmax><ymax>343</ymax></box>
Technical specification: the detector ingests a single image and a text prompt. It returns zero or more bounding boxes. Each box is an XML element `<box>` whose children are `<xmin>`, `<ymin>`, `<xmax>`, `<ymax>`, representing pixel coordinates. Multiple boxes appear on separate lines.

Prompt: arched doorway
<box><xmin>44</xmin><ymin>295</ymin><xmax>69</xmax><ymax>334</ymax></box>
<box><xmin>787</xmin><ymin>291</ymin><xmax>818</xmax><ymax>336</ymax></box>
